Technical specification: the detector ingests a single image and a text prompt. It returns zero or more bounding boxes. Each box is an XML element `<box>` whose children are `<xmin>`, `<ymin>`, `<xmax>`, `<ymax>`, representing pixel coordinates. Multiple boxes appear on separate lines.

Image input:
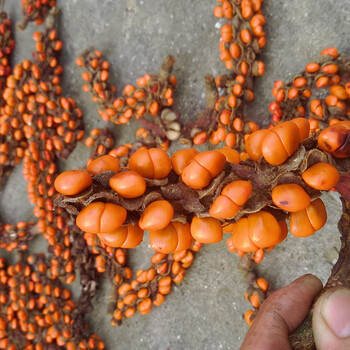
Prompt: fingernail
<box><xmin>321</xmin><ymin>288</ymin><xmax>350</xmax><ymax>338</ymax></box>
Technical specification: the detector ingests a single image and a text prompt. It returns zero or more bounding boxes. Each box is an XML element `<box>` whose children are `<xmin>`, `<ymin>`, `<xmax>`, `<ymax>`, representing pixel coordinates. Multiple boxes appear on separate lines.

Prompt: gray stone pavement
<box><xmin>1</xmin><ymin>1</ymin><xmax>350</xmax><ymax>349</ymax></box>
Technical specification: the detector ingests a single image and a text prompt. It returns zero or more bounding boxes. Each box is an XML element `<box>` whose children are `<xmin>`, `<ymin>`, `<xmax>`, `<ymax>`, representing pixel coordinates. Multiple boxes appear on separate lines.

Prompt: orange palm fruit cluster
<box><xmin>245</xmin><ymin>117</ymin><xmax>310</xmax><ymax>165</ymax></box>
<box><xmin>181</xmin><ymin>150</ymin><xmax>226</xmax><ymax>189</ymax></box>
<box><xmin>149</xmin><ymin>222</ymin><xmax>193</xmax><ymax>253</ymax></box>
<box><xmin>302</xmin><ymin>162</ymin><xmax>340</xmax><ymax>190</ymax></box>
<box><xmin>318</xmin><ymin>121</ymin><xmax>350</xmax><ymax>158</ymax></box>
<box><xmin>289</xmin><ymin>198</ymin><xmax>327</xmax><ymax>237</ymax></box>
<box><xmin>55</xmin><ymin>148</ymin><xmax>232</xmax><ymax>251</ymax></box>
<box><xmin>229</xmin><ymin>211</ymin><xmax>287</xmax><ymax>254</ymax></box>
<box><xmin>271</xmin><ymin>184</ymin><xmax>310</xmax><ymax>212</ymax></box>
<box><xmin>209</xmin><ymin>180</ymin><xmax>252</xmax><ymax>218</ymax></box>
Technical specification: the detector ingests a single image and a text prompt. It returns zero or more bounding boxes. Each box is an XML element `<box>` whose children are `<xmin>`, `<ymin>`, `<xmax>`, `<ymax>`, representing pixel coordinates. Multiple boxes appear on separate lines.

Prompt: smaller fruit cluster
<box><xmin>243</xmin><ymin>273</ymin><xmax>270</xmax><ymax>326</ymax></box>
<box><xmin>84</xmin><ymin>127</ymin><xmax>116</xmax><ymax>164</ymax></box>
<box><xmin>214</xmin><ymin>0</ymin><xmax>266</xmax><ymax>74</ymax></box>
<box><xmin>80</xmin><ymin>224</ymin><xmax>201</xmax><ymax>325</ymax></box>
<box><xmin>18</xmin><ymin>0</ymin><xmax>56</xmax><ymax>30</ymax></box>
<box><xmin>192</xmin><ymin>74</ymin><xmax>260</xmax><ymax>151</ymax></box>
<box><xmin>188</xmin><ymin>47</ymin><xmax>262</xmax><ymax>152</ymax></box>
<box><xmin>0</xmin><ymin>221</ymin><xmax>36</xmax><ymax>252</ymax></box>
<box><xmin>0</xmin><ymin>256</ymin><xmax>105</xmax><ymax>349</ymax></box>
<box><xmin>188</xmin><ymin>2</ymin><xmax>266</xmax><ymax>151</ymax></box>
<box><xmin>76</xmin><ymin>51</ymin><xmax>177</xmax><ymax>124</ymax></box>
<box><xmin>110</xmin><ymin>242</ymin><xmax>201</xmax><ymax>325</ymax></box>
<box><xmin>0</xmin><ymin>8</ymin><xmax>85</xmax><ymax>265</ymax></box>
<box><xmin>0</xmin><ymin>7</ymin><xmax>15</xmax><ymax>92</ymax></box>
<box><xmin>269</xmin><ymin>48</ymin><xmax>350</xmax><ymax>126</ymax></box>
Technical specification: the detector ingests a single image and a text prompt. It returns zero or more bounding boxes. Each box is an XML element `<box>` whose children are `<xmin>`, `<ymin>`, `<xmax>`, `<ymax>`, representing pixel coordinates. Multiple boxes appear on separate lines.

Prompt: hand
<box><xmin>240</xmin><ymin>274</ymin><xmax>350</xmax><ymax>349</ymax></box>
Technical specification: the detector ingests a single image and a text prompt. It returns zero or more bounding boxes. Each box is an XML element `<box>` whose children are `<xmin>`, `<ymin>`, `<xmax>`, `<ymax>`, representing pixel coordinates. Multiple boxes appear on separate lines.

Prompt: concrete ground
<box><xmin>1</xmin><ymin>0</ymin><xmax>350</xmax><ymax>349</ymax></box>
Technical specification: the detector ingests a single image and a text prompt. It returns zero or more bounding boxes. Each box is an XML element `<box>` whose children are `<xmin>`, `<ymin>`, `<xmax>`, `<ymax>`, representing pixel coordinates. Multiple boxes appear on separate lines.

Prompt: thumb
<box><xmin>312</xmin><ymin>287</ymin><xmax>350</xmax><ymax>350</ymax></box>
<box><xmin>241</xmin><ymin>274</ymin><xmax>322</xmax><ymax>350</ymax></box>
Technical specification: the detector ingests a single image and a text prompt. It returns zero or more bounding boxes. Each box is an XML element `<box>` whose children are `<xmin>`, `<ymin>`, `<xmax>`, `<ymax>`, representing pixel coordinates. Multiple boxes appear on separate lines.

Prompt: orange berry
<box><xmin>171</xmin><ymin>149</ymin><xmax>199</xmax><ymax>175</ymax></box>
<box><xmin>149</xmin><ymin>101</ymin><xmax>159</xmax><ymax>116</ymax></box>
<box><xmin>225</xmin><ymin>133</ymin><xmax>237</xmax><ymax>148</ymax></box>
<box><xmin>138</xmin><ymin>298</ymin><xmax>152</xmax><ymax>315</ymax></box>
<box><xmin>244</xmin><ymin>129</ymin><xmax>270</xmax><ymax>161</ymax></box>
<box><xmin>190</xmin><ymin>216</ymin><xmax>223</xmax><ymax>244</ymax></box>
<box><xmin>54</xmin><ymin>170</ymin><xmax>92</xmax><ymax>196</ymax></box>
<box><xmin>318</xmin><ymin>123</ymin><xmax>350</xmax><ymax>158</ymax></box>
<box><xmin>209</xmin><ymin>181</ymin><xmax>252</xmax><ymax>219</ymax></box>
<box><xmin>290</xmin><ymin>198</ymin><xmax>327</xmax><ymax>237</ymax></box>
<box><xmin>221</xmin><ymin>24</ymin><xmax>233</xmax><ymax>43</ymax></box>
<box><xmin>302</xmin><ymin>163</ymin><xmax>340</xmax><ymax>190</ymax></box>
<box><xmin>240</xmin><ymin>29</ymin><xmax>251</xmax><ymax>44</ymax></box>
<box><xmin>98</xmin><ymin>224</ymin><xmax>143</xmax><ymax>248</ymax></box>
<box><xmin>217</xmin><ymin>147</ymin><xmax>240</xmax><ymax>163</ymax></box>
<box><xmin>261</xmin><ymin>121</ymin><xmax>300</xmax><ymax>165</ymax></box>
<box><xmin>149</xmin><ymin>222</ymin><xmax>192</xmax><ymax>254</ymax></box>
<box><xmin>213</xmin><ymin>5</ymin><xmax>224</xmax><ymax>18</ymax></box>
<box><xmin>229</xmin><ymin>43</ymin><xmax>241</xmax><ymax>59</ymax></box>
<box><xmin>193</xmin><ymin>131</ymin><xmax>209</xmax><ymax>145</ymax></box>
<box><xmin>231</xmin><ymin>218</ymin><xmax>258</xmax><ymax>252</ymax></box>
<box><xmin>139</xmin><ymin>200</ymin><xmax>174</xmax><ymax>231</ymax></box>
<box><xmin>321</xmin><ymin>64</ymin><xmax>338</xmax><ymax>74</ymax></box>
<box><xmin>321</xmin><ymin>47</ymin><xmax>339</xmax><ymax>58</ymax></box>
<box><xmin>330</xmin><ymin>85</ymin><xmax>349</xmax><ymax>100</ymax></box>
<box><xmin>182</xmin><ymin>151</ymin><xmax>226</xmax><ymax>189</ymax></box>
<box><xmin>272</xmin><ymin>184</ymin><xmax>310</xmax><ymax>212</ymax></box>
<box><xmin>76</xmin><ymin>202</ymin><xmax>127</xmax><ymax>234</ymax></box>
<box><xmin>316</xmin><ymin>76</ymin><xmax>329</xmax><ymax>88</ymax></box>
<box><xmin>129</xmin><ymin>148</ymin><xmax>172</xmax><ymax>179</ymax></box>
<box><xmin>248</xmin><ymin>212</ymin><xmax>287</xmax><ymax>248</ymax></box>
<box><xmin>305</xmin><ymin>62</ymin><xmax>320</xmax><ymax>73</ymax></box>
<box><xmin>256</xmin><ymin>278</ymin><xmax>269</xmax><ymax>292</ymax></box>
<box><xmin>109</xmin><ymin>170</ymin><xmax>146</xmax><ymax>198</ymax></box>
<box><xmin>86</xmin><ymin>155</ymin><xmax>120</xmax><ymax>175</ymax></box>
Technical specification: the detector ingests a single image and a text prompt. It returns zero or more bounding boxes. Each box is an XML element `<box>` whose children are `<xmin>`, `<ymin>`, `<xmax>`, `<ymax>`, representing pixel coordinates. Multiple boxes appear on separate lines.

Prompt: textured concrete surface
<box><xmin>1</xmin><ymin>1</ymin><xmax>350</xmax><ymax>349</ymax></box>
